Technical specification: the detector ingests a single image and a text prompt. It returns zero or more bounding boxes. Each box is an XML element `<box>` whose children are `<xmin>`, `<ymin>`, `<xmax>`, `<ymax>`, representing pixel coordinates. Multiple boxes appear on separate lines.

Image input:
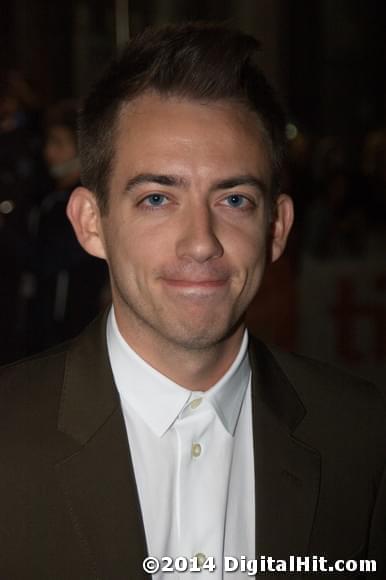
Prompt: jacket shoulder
<box><xmin>0</xmin><ymin>343</ymin><xmax>71</xmax><ymax>448</ymax></box>
<box><xmin>265</xmin><ymin>343</ymin><xmax>385</xmax><ymax>407</ymax></box>
<box><xmin>256</xmin><ymin>341</ymin><xmax>386</xmax><ymax>453</ymax></box>
<box><xmin>0</xmin><ymin>341</ymin><xmax>70</xmax><ymax>392</ymax></box>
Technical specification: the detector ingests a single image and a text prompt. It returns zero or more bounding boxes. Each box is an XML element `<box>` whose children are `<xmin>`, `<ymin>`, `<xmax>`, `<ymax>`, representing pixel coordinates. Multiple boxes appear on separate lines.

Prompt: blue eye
<box><xmin>226</xmin><ymin>194</ymin><xmax>247</xmax><ymax>207</ymax></box>
<box><xmin>144</xmin><ymin>194</ymin><xmax>167</xmax><ymax>206</ymax></box>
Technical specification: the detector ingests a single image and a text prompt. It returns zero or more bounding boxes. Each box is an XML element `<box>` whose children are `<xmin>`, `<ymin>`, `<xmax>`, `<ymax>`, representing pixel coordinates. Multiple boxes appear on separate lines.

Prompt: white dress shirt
<box><xmin>106</xmin><ymin>308</ymin><xmax>255</xmax><ymax>578</ymax></box>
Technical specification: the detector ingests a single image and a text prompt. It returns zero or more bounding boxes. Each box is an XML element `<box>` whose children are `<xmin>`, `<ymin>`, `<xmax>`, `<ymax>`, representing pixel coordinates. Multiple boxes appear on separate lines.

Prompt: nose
<box><xmin>176</xmin><ymin>204</ymin><xmax>223</xmax><ymax>263</ymax></box>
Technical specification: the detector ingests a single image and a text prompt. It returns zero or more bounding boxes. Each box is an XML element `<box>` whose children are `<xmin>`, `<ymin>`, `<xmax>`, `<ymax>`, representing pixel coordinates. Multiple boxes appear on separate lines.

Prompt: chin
<box><xmin>160</xmin><ymin>317</ymin><xmax>243</xmax><ymax>351</ymax></box>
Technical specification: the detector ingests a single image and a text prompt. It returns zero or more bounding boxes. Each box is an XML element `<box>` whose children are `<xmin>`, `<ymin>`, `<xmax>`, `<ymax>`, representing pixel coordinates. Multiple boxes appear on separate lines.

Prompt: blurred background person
<box><xmin>22</xmin><ymin>100</ymin><xmax>107</xmax><ymax>356</ymax></box>
<box><xmin>0</xmin><ymin>70</ymin><xmax>46</xmax><ymax>362</ymax></box>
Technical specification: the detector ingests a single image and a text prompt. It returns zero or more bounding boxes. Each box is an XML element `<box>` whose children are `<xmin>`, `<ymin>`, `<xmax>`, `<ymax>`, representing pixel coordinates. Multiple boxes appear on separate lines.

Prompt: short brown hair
<box><xmin>78</xmin><ymin>22</ymin><xmax>287</xmax><ymax>214</ymax></box>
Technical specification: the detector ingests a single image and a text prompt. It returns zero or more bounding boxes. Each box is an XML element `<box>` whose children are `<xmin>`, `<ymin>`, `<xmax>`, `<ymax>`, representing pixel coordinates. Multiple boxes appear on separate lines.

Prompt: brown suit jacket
<box><xmin>0</xmin><ymin>310</ymin><xmax>385</xmax><ymax>579</ymax></box>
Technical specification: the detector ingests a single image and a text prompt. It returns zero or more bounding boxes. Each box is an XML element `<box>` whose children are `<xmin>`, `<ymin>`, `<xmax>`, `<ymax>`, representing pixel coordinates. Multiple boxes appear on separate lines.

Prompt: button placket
<box><xmin>175</xmin><ymin>403</ymin><xmax>221</xmax><ymax>573</ymax></box>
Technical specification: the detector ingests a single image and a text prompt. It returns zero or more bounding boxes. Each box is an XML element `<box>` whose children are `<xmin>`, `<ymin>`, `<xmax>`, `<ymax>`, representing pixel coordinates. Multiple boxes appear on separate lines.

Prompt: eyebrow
<box><xmin>210</xmin><ymin>175</ymin><xmax>268</xmax><ymax>195</ymax></box>
<box><xmin>124</xmin><ymin>173</ymin><xmax>268</xmax><ymax>195</ymax></box>
<box><xmin>125</xmin><ymin>173</ymin><xmax>188</xmax><ymax>192</ymax></box>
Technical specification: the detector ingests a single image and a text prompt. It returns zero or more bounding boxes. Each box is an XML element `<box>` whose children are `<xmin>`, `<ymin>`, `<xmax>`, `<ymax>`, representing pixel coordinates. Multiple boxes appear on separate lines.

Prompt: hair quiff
<box><xmin>78</xmin><ymin>22</ymin><xmax>287</xmax><ymax>213</ymax></box>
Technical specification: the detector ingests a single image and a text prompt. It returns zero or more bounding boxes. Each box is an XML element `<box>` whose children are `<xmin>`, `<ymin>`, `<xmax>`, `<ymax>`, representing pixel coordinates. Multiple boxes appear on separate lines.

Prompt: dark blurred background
<box><xmin>1</xmin><ymin>0</ymin><xmax>385</xmax><ymax>383</ymax></box>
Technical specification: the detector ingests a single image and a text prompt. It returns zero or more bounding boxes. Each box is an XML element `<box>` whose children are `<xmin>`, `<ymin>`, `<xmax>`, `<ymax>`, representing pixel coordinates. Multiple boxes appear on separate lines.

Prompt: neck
<box><xmin>113</xmin><ymin>307</ymin><xmax>245</xmax><ymax>391</ymax></box>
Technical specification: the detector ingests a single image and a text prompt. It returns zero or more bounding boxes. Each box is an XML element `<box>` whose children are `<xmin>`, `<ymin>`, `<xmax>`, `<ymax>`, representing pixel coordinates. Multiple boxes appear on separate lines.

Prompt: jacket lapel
<box><xmin>55</xmin><ymin>312</ymin><xmax>148</xmax><ymax>579</ymax></box>
<box><xmin>249</xmin><ymin>337</ymin><xmax>321</xmax><ymax>559</ymax></box>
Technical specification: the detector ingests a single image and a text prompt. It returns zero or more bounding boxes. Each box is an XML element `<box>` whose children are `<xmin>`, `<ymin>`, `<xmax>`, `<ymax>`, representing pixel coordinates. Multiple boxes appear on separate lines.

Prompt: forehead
<box><xmin>111</xmin><ymin>93</ymin><xmax>271</xmax><ymax>186</ymax></box>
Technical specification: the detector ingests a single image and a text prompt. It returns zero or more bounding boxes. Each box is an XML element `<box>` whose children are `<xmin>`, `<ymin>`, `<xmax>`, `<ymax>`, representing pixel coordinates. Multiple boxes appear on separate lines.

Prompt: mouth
<box><xmin>163</xmin><ymin>278</ymin><xmax>228</xmax><ymax>288</ymax></box>
<box><xmin>160</xmin><ymin>277</ymin><xmax>230</xmax><ymax>299</ymax></box>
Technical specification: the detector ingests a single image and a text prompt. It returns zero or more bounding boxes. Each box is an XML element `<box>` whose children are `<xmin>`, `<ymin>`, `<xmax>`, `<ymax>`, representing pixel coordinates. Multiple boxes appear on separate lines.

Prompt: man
<box><xmin>0</xmin><ymin>23</ymin><xmax>385</xmax><ymax>580</ymax></box>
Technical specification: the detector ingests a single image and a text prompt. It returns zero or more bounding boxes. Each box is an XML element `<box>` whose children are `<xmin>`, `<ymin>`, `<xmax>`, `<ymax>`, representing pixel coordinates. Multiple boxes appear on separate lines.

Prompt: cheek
<box><xmin>226</xmin><ymin>224</ymin><xmax>267</xmax><ymax>266</ymax></box>
<box><xmin>234</xmin><ymin>230</ymin><xmax>268</xmax><ymax>295</ymax></box>
<box><xmin>106</xmin><ymin>219</ymin><xmax>166</xmax><ymax>283</ymax></box>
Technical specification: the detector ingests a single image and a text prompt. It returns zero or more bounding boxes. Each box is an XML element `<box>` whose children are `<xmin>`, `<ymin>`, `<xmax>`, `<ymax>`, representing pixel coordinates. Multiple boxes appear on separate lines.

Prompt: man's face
<box><xmin>74</xmin><ymin>93</ymin><xmax>292</xmax><ymax>351</ymax></box>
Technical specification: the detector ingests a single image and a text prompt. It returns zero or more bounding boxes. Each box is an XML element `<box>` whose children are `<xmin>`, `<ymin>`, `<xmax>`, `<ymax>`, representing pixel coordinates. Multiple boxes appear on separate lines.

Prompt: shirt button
<box><xmin>191</xmin><ymin>443</ymin><xmax>202</xmax><ymax>458</ymax></box>
<box><xmin>194</xmin><ymin>552</ymin><xmax>207</xmax><ymax>567</ymax></box>
<box><xmin>190</xmin><ymin>397</ymin><xmax>202</xmax><ymax>410</ymax></box>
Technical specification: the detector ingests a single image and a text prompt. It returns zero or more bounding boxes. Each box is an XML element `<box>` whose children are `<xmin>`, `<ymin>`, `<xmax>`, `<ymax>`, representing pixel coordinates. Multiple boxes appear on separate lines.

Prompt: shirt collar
<box><xmin>205</xmin><ymin>331</ymin><xmax>250</xmax><ymax>435</ymax></box>
<box><xmin>106</xmin><ymin>307</ymin><xmax>250</xmax><ymax>438</ymax></box>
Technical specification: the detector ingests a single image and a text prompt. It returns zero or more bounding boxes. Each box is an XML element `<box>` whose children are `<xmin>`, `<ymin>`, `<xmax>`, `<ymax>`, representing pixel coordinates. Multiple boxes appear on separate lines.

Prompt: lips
<box><xmin>162</xmin><ymin>278</ymin><xmax>228</xmax><ymax>287</ymax></box>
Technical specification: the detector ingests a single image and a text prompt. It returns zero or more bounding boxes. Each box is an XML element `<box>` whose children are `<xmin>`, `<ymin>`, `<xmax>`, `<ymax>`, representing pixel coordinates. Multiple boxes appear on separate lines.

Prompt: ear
<box><xmin>270</xmin><ymin>193</ymin><xmax>294</xmax><ymax>263</ymax></box>
<box><xmin>66</xmin><ymin>186</ymin><xmax>107</xmax><ymax>260</ymax></box>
